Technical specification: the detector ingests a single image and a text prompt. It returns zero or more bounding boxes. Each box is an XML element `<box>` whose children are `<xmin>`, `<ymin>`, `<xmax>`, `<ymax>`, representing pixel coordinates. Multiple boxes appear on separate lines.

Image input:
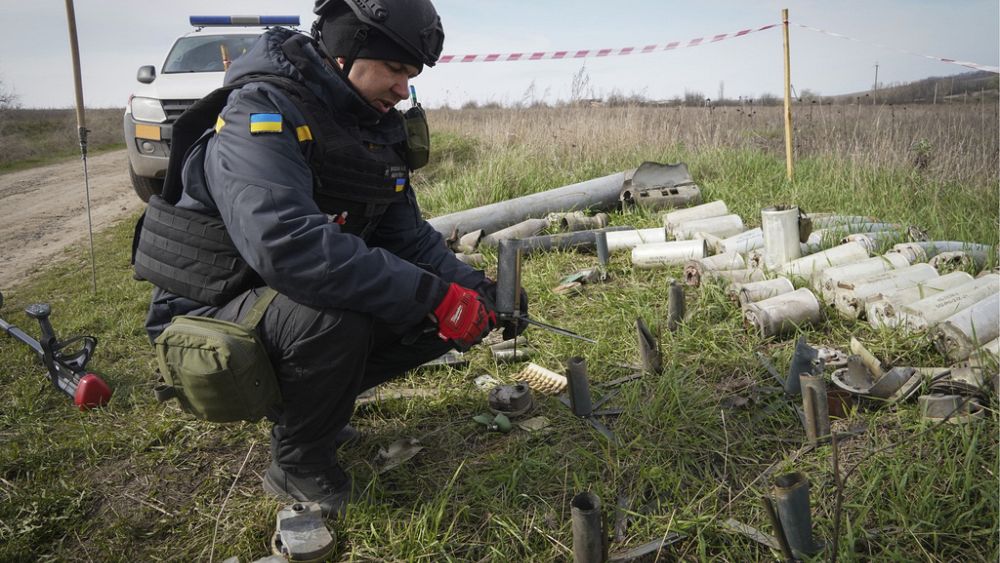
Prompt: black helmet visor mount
<box><xmin>314</xmin><ymin>0</ymin><xmax>444</xmax><ymax>69</ymax></box>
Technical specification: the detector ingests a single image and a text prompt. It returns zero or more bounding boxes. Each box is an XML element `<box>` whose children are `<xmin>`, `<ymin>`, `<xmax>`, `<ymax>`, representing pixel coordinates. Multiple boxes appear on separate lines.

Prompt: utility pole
<box><xmin>872</xmin><ymin>62</ymin><xmax>879</xmax><ymax>105</ymax></box>
<box><xmin>933</xmin><ymin>82</ymin><xmax>938</xmax><ymax>105</ymax></box>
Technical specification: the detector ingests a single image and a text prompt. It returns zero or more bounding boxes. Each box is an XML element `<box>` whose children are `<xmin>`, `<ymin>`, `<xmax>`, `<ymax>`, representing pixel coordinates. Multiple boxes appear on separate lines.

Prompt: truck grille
<box><xmin>161</xmin><ymin>99</ymin><xmax>198</xmax><ymax>124</ymax></box>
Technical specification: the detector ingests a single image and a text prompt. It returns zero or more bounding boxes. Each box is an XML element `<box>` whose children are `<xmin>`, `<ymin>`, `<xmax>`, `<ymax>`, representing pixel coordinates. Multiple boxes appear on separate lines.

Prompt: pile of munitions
<box><xmin>418</xmin><ymin>162</ymin><xmax>997</xmax><ymax>562</ymax></box>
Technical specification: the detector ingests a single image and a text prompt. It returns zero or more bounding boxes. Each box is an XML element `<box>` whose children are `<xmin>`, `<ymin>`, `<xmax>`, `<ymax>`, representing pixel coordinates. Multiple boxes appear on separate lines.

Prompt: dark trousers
<box><xmin>214</xmin><ymin>287</ymin><xmax>452</xmax><ymax>474</ymax></box>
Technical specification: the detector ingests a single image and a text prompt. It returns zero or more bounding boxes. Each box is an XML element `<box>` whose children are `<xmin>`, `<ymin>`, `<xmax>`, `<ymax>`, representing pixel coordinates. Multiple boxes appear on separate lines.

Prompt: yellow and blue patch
<box><xmin>249</xmin><ymin>113</ymin><xmax>283</xmax><ymax>134</ymax></box>
<box><xmin>394</xmin><ymin>178</ymin><xmax>407</xmax><ymax>192</ymax></box>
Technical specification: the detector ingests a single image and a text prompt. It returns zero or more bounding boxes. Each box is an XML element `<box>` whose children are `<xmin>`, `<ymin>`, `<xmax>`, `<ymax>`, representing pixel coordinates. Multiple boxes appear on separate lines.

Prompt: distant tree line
<box><xmin>450</xmin><ymin>70</ymin><xmax>998</xmax><ymax>110</ymax></box>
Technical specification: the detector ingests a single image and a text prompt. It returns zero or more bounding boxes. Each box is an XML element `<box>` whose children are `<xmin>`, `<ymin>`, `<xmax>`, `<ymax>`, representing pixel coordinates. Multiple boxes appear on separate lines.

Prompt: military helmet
<box><xmin>313</xmin><ymin>0</ymin><xmax>444</xmax><ymax>70</ymax></box>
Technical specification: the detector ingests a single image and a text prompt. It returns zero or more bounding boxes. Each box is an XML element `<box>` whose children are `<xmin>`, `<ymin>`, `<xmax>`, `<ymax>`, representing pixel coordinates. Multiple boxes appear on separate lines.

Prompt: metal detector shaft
<box><xmin>0</xmin><ymin>317</ymin><xmax>45</xmax><ymax>356</ymax></box>
<box><xmin>516</xmin><ymin>315</ymin><xmax>597</xmax><ymax>344</ymax></box>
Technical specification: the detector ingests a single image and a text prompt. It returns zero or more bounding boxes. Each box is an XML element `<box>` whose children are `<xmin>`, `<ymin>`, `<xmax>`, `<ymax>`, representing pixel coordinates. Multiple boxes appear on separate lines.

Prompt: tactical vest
<box><xmin>134</xmin><ymin>40</ymin><xmax>427</xmax><ymax>306</ymax></box>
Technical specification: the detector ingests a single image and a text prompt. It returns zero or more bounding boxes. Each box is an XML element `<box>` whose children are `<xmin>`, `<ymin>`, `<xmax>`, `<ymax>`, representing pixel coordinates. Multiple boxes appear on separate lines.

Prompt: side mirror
<box><xmin>136</xmin><ymin>65</ymin><xmax>156</xmax><ymax>84</ymax></box>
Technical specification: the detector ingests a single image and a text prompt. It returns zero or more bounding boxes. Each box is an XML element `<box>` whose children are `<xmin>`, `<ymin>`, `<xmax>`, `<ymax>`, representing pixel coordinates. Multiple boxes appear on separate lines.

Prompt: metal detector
<box><xmin>0</xmin><ymin>290</ymin><xmax>112</xmax><ymax>410</ymax></box>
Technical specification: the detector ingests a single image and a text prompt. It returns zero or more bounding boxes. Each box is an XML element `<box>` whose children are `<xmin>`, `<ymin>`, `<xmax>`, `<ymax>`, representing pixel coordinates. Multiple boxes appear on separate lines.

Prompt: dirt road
<box><xmin>0</xmin><ymin>149</ymin><xmax>144</xmax><ymax>289</ymax></box>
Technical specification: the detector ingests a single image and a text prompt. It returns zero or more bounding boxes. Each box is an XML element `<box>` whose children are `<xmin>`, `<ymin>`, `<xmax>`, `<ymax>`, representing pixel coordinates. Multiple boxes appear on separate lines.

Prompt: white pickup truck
<box><xmin>123</xmin><ymin>16</ymin><xmax>300</xmax><ymax>201</ymax></box>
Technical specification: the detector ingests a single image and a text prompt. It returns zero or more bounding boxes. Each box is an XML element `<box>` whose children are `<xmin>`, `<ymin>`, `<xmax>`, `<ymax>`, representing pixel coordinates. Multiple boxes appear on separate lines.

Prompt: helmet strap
<box><xmin>341</xmin><ymin>26</ymin><xmax>369</xmax><ymax>77</ymax></box>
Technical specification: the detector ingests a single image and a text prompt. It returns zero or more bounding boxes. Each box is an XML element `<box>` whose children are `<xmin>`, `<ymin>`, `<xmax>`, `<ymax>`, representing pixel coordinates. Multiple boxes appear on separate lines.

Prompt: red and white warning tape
<box><xmin>796</xmin><ymin>23</ymin><xmax>999</xmax><ymax>74</ymax></box>
<box><xmin>438</xmin><ymin>23</ymin><xmax>779</xmax><ymax>64</ymax></box>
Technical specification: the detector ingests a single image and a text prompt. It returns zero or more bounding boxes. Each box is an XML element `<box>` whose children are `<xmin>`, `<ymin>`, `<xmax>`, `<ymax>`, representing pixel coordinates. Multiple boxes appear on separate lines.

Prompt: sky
<box><xmin>0</xmin><ymin>0</ymin><xmax>996</xmax><ymax>109</ymax></box>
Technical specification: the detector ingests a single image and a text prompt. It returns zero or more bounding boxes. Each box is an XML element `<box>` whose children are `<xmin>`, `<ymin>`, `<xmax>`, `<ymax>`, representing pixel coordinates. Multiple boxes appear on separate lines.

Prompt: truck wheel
<box><xmin>129</xmin><ymin>163</ymin><xmax>163</xmax><ymax>202</ymax></box>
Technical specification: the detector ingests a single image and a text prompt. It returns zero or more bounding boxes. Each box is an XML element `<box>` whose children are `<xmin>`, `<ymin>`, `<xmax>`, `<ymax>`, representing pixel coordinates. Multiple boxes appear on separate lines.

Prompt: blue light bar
<box><xmin>190</xmin><ymin>16</ymin><xmax>300</xmax><ymax>27</ymax></box>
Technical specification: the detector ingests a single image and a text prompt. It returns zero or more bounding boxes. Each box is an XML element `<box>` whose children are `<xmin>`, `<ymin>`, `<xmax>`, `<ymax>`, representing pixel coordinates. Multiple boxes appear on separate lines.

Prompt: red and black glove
<box><xmin>476</xmin><ymin>279</ymin><xmax>529</xmax><ymax>340</ymax></box>
<box><xmin>433</xmin><ymin>283</ymin><xmax>497</xmax><ymax>350</ymax></box>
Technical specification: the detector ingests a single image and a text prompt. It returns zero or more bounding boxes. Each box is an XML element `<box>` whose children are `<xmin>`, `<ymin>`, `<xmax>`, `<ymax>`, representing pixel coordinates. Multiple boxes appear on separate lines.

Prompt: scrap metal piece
<box><xmin>636</xmin><ymin>317</ymin><xmax>662</xmax><ymax>375</ymax></box>
<box><xmin>841</xmin><ymin>230</ymin><xmax>909</xmax><ymax>253</ymax></box>
<box><xmin>814</xmin><ymin>345</ymin><xmax>849</xmax><ymax>369</ymax></box>
<box><xmin>930</xmin><ymin>250</ymin><xmax>990</xmax><ymax>274</ymax></box>
<box><xmin>771</xmin><ymin>472</ymin><xmax>821</xmax><ymax>558</ymax></box>
<box><xmin>869</xmin><ymin>366</ymin><xmax>918</xmax><ymax>400</ymax></box>
<box><xmin>866</xmin><ymin>270</ymin><xmax>975</xmax><ymax>328</ymax></box>
<box><xmin>830</xmin><ymin>355</ymin><xmax>875</xmax><ymax>395</ymax></box>
<box><xmin>606</xmin><ymin>227</ymin><xmax>668</xmax><ymax>252</ymax></box>
<box><xmin>704</xmin><ymin>268</ymin><xmax>768</xmax><ymax>286</ymax></box>
<box><xmin>736</xmin><ymin>277</ymin><xmax>795</xmax><ymax>307</ymax></box>
<box><xmin>816</xmin><ymin>254</ymin><xmax>912</xmax><ymax>304</ymax></box>
<box><xmin>474</xmin><ymin>373</ymin><xmax>502</xmax><ymax>390</ymax></box>
<box><xmin>554</xmin><ymin>268</ymin><xmax>603</xmax><ymax>295</ymax></box>
<box><xmin>833</xmin><ymin>263</ymin><xmax>940</xmax><ymax>320</ymax></box>
<box><xmin>807</xmin><ymin>213</ymin><xmax>878</xmax><ymax>229</ymax></box>
<box><xmin>672</xmin><ymin>214</ymin><xmax>745</xmax><ymax>241</ymax></box>
<box><xmin>762</xmin><ymin>496</ymin><xmax>796</xmax><ymax>562</ymax></box>
<box><xmin>631</xmin><ymin>240</ymin><xmax>707</xmax><ymax>269</ymax></box>
<box><xmin>667</xmin><ymin>281</ymin><xmax>685</xmax><ymax>332</ymax></box>
<box><xmin>456</xmin><ymin>229</ymin><xmax>484</xmax><ymax>253</ymax></box>
<box><xmin>418</xmin><ymin>350</ymin><xmax>468</xmax><ymax>369</ymax></box>
<box><xmin>720</xmin><ymin>518</ymin><xmax>781</xmax><ymax>552</ymax></box>
<box><xmin>454</xmin><ymin>252</ymin><xmax>485</xmax><ymax>267</ymax></box>
<box><xmin>485</xmin><ymin>225</ymin><xmax>634</xmax><ymax>254</ymax></box>
<box><xmin>519</xmin><ymin>363</ymin><xmax>568</xmax><ymax>395</ymax></box>
<box><xmin>595</xmin><ymin>230</ymin><xmax>610</xmax><ymax>268</ymax></box>
<box><xmin>742</xmin><ymin>288</ymin><xmax>822</xmax><ymax>339</ymax></box>
<box><xmin>481</xmin><ymin>218</ymin><xmax>551</xmax><ymax>247</ymax></box>
<box><xmin>899</xmin><ymin>273</ymin><xmax>1000</xmax><ymax>332</ymax></box>
<box><xmin>663</xmin><ymin>200</ymin><xmax>728</xmax><ymax>232</ymax></box>
<box><xmin>488</xmin><ymin>382</ymin><xmax>534</xmax><ymax>418</ymax></box>
<box><xmin>560</xmin><ymin>213</ymin><xmax>610</xmax><ymax>232</ymax></box>
<box><xmin>890</xmin><ymin>240</ymin><xmax>994</xmax><ymax>262</ymax></box>
<box><xmin>850</xmin><ymin>337</ymin><xmax>885</xmax><ymax>380</ymax></box>
<box><xmin>717</xmin><ymin>227</ymin><xmax>764</xmax><ymax>256</ymax></box>
<box><xmin>786</xmin><ymin>336</ymin><xmax>824</xmax><ymax>396</ymax></box>
<box><xmin>620</xmin><ymin>161</ymin><xmax>702</xmax><ymax>210</ymax></box>
<box><xmin>515</xmin><ymin>416</ymin><xmax>551</xmax><ymax>432</ymax></box>
<box><xmin>801</xmin><ymin>375</ymin><xmax>830</xmax><ymax>445</ymax></box>
<box><xmin>271</xmin><ymin>502</ymin><xmax>336</xmax><ymax>562</ymax></box>
<box><xmin>918</xmin><ymin>394</ymin><xmax>984</xmax><ymax>424</ymax></box>
<box><xmin>428</xmin><ymin>169</ymin><xmax>629</xmax><ymax>239</ymax></box>
<box><xmin>929</xmin><ymin>365</ymin><xmax>991</xmax><ymax>397</ymax></box>
<box><xmin>607</xmin><ymin>533</ymin><xmax>686</xmax><ymax>562</ymax></box>
<box><xmin>931</xmin><ymin>292</ymin><xmax>1000</xmax><ymax>362</ymax></box>
<box><xmin>567</xmin><ymin>357</ymin><xmax>594</xmax><ymax>417</ymax></box>
<box><xmin>376</xmin><ymin>438</ymin><xmax>424</xmax><ymax>474</ymax></box>
<box><xmin>571</xmin><ymin>492</ymin><xmax>607</xmax><ymax>563</ymax></box>
<box><xmin>779</xmin><ymin>241</ymin><xmax>870</xmax><ymax>281</ymax></box>
<box><xmin>761</xmin><ymin>205</ymin><xmax>805</xmax><ymax>269</ymax></box>
<box><xmin>684</xmin><ymin>252</ymin><xmax>747</xmax><ymax>286</ymax></box>
<box><xmin>621</xmin><ymin>184</ymin><xmax>702</xmax><ymax>211</ymax></box>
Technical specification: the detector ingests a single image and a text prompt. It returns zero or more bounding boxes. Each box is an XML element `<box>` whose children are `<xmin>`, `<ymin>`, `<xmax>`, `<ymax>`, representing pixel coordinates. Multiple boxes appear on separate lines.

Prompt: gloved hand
<box><xmin>433</xmin><ymin>283</ymin><xmax>497</xmax><ymax>350</ymax></box>
<box><xmin>477</xmin><ymin>279</ymin><xmax>529</xmax><ymax>340</ymax></box>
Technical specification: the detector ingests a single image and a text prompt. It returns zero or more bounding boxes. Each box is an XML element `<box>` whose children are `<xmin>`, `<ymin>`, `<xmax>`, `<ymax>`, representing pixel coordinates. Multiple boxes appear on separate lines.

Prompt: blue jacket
<box><xmin>145</xmin><ymin>28</ymin><xmax>483</xmax><ymax>339</ymax></box>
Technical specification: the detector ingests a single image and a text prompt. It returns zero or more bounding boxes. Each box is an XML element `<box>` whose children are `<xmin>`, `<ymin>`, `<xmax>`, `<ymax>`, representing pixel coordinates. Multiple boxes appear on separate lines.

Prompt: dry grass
<box><xmin>0</xmin><ymin>107</ymin><xmax>124</xmax><ymax>171</ymax></box>
<box><xmin>428</xmin><ymin>103</ymin><xmax>999</xmax><ymax>188</ymax></box>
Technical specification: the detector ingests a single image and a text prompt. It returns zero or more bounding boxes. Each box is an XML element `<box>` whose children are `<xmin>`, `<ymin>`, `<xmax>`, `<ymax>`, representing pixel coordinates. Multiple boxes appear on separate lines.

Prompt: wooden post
<box><xmin>782</xmin><ymin>8</ymin><xmax>794</xmax><ymax>182</ymax></box>
<box><xmin>63</xmin><ymin>0</ymin><xmax>98</xmax><ymax>292</ymax></box>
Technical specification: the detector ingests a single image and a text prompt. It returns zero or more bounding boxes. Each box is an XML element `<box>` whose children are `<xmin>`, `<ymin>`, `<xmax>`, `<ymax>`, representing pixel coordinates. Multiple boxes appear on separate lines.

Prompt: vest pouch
<box><xmin>403</xmin><ymin>105</ymin><xmax>430</xmax><ymax>170</ymax></box>
<box><xmin>154</xmin><ymin>289</ymin><xmax>280</xmax><ymax>422</ymax></box>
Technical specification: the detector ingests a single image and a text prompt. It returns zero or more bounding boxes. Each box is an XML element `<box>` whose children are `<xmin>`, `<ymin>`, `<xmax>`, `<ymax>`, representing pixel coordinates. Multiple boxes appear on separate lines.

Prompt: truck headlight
<box><xmin>130</xmin><ymin>97</ymin><xmax>167</xmax><ymax>123</ymax></box>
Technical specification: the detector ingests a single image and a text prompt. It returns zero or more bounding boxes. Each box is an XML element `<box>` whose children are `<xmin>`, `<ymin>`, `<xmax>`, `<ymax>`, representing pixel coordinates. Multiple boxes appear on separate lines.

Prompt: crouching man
<box><xmin>135</xmin><ymin>0</ymin><xmax>527</xmax><ymax>518</ymax></box>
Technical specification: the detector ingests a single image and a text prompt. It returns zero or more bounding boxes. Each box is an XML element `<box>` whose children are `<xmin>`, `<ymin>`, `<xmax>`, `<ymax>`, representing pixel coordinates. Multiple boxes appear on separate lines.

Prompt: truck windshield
<box><xmin>162</xmin><ymin>35</ymin><xmax>259</xmax><ymax>73</ymax></box>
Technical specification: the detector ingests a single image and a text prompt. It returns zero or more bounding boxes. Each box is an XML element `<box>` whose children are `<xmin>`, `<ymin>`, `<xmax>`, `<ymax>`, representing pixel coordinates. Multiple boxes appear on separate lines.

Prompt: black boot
<box><xmin>263</xmin><ymin>462</ymin><xmax>353</xmax><ymax>519</ymax></box>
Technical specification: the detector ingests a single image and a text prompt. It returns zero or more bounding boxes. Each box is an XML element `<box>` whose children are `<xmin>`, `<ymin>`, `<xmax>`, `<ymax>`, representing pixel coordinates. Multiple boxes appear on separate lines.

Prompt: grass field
<box><xmin>0</xmin><ymin>107</ymin><xmax>125</xmax><ymax>173</ymax></box>
<box><xmin>0</xmin><ymin>104</ymin><xmax>997</xmax><ymax>562</ymax></box>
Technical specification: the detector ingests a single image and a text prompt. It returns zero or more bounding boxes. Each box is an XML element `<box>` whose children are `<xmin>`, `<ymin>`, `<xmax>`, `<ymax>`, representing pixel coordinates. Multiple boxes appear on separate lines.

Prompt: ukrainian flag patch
<box><xmin>249</xmin><ymin>113</ymin><xmax>283</xmax><ymax>134</ymax></box>
<box><xmin>395</xmin><ymin>178</ymin><xmax>407</xmax><ymax>192</ymax></box>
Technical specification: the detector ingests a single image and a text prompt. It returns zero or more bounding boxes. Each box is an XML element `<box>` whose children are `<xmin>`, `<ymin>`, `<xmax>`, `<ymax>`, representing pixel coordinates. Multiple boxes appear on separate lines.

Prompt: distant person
<box><xmin>135</xmin><ymin>0</ymin><xmax>527</xmax><ymax>517</ymax></box>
